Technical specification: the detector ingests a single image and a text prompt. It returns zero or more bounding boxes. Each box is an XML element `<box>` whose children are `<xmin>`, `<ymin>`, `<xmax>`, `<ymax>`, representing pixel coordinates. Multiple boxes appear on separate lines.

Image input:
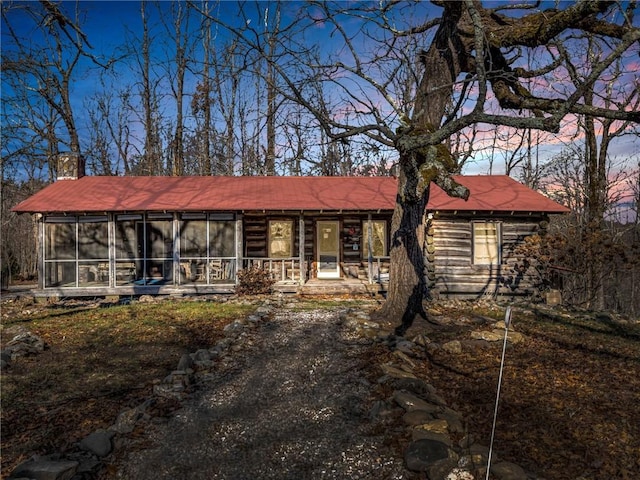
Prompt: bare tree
<box><xmin>200</xmin><ymin>1</ymin><xmax>639</xmax><ymax>326</ymax></box>
<box><xmin>1</xmin><ymin>0</ymin><xmax>110</xmax><ymax>174</ymax></box>
<box><xmin>159</xmin><ymin>1</ymin><xmax>194</xmax><ymax>176</ymax></box>
<box><xmin>134</xmin><ymin>0</ymin><xmax>164</xmax><ymax>175</ymax></box>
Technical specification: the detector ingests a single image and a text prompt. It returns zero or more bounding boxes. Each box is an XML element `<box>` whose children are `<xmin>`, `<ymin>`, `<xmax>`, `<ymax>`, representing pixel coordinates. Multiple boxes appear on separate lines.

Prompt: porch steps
<box><xmin>297</xmin><ymin>279</ymin><xmax>385</xmax><ymax>296</ymax></box>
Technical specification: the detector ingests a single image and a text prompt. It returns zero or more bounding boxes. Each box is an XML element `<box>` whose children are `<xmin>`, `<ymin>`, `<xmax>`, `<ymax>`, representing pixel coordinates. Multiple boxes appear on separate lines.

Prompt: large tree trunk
<box><xmin>374</xmin><ymin>3</ymin><xmax>467</xmax><ymax>330</ymax></box>
<box><xmin>379</xmin><ymin>168</ymin><xmax>430</xmax><ymax>335</ymax></box>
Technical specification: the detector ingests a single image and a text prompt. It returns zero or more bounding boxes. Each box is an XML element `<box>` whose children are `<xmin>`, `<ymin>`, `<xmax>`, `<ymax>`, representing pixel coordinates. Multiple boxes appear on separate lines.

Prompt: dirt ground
<box><xmin>2</xmin><ymin>296</ymin><xmax>639</xmax><ymax>480</ymax></box>
<box><xmin>106</xmin><ymin>305</ymin><xmax>411</xmax><ymax>480</ymax></box>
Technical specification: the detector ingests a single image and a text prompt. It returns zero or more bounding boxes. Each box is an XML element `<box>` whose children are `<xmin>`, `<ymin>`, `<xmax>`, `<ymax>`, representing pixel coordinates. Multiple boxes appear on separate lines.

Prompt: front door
<box><xmin>317</xmin><ymin>221</ymin><xmax>340</xmax><ymax>278</ymax></box>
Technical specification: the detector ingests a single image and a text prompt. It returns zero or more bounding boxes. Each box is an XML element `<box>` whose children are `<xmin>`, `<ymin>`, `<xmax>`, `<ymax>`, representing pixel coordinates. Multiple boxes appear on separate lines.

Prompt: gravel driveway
<box><xmin>113</xmin><ymin>304</ymin><xmax>410</xmax><ymax>479</ymax></box>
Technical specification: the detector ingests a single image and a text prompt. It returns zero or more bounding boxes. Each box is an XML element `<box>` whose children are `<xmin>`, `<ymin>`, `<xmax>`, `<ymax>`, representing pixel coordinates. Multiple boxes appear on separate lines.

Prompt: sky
<box><xmin>1</xmin><ymin>0</ymin><xmax>639</xmax><ymax>211</ymax></box>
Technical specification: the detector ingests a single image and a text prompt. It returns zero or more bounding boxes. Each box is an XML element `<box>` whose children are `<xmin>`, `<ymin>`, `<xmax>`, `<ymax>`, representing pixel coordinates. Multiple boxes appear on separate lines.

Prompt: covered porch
<box><xmin>30</xmin><ymin>210</ymin><xmax>391</xmax><ymax>298</ymax></box>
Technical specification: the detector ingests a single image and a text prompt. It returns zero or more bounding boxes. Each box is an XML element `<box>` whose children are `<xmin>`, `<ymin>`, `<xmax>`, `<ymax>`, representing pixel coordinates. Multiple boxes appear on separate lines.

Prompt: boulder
<box><xmin>491</xmin><ymin>461</ymin><xmax>528</xmax><ymax>480</ymax></box>
<box><xmin>404</xmin><ymin>438</ymin><xmax>454</xmax><ymax>472</ymax></box>
<box><xmin>78</xmin><ymin>431</ymin><xmax>114</xmax><ymax>458</ymax></box>
<box><xmin>393</xmin><ymin>390</ymin><xmax>439</xmax><ymax>412</ymax></box>
<box><xmin>11</xmin><ymin>458</ymin><xmax>78</xmax><ymax>480</ymax></box>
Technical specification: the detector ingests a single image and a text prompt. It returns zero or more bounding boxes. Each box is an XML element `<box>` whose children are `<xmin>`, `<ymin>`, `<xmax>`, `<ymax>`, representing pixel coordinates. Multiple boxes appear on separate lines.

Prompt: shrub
<box><xmin>235</xmin><ymin>265</ymin><xmax>275</xmax><ymax>295</ymax></box>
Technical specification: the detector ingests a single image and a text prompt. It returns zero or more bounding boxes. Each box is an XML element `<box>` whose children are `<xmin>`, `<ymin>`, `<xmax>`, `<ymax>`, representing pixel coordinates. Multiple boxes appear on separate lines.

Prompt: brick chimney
<box><xmin>57</xmin><ymin>152</ymin><xmax>85</xmax><ymax>180</ymax></box>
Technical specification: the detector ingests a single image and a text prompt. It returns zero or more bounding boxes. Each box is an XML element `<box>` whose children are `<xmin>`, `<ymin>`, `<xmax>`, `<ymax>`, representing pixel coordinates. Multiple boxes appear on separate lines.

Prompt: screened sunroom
<box><xmin>42</xmin><ymin>213</ymin><xmax>239</xmax><ymax>289</ymax></box>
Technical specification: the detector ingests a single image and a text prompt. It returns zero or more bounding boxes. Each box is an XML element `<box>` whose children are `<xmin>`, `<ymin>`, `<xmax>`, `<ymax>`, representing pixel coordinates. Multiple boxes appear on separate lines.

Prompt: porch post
<box><xmin>172</xmin><ymin>213</ymin><xmax>179</xmax><ymax>285</ymax></box>
<box><xmin>36</xmin><ymin>214</ymin><xmax>44</xmax><ymax>290</ymax></box>
<box><xmin>367</xmin><ymin>213</ymin><xmax>373</xmax><ymax>284</ymax></box>
<box><xmin>108</xmin><ymin>214</ymin><xmax>115</xmax><ymax>288</ymax></box>
<box><xmin>235</xmin><ymin>213</ymin><xmax>243</xmax><ymax>284</ymax></box>
<box><xmin>299</xmin><ymin>214</ymin><xmax>305</xmax><ymax>286</ymax></box>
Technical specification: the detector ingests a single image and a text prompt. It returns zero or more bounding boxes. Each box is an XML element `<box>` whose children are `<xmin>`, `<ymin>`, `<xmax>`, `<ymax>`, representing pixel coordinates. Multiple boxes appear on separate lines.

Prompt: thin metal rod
<box><xmin>486</xmin><ymin>306</ymin><xmax>512</xmax><ymax>480</ymax></box>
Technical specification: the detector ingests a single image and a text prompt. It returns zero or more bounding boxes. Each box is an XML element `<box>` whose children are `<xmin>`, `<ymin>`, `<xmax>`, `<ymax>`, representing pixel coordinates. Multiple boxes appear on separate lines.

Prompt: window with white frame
<box><xmin>472</xmin><ymin>221</ymin><xmax>501</xmax><ymax>265</ymax></box>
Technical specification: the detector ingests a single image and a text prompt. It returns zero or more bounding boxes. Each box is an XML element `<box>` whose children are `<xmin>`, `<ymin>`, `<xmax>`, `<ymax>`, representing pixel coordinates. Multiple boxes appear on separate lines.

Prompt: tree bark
<box><xmin>379</xmin><ymin>169</ymin><xmax>430</xmax><ymax>334</ymax></box>
<box><xmin>375</xmin><ymin>3</ymin><xmax>468</xmax><ymax>330</ymax></box>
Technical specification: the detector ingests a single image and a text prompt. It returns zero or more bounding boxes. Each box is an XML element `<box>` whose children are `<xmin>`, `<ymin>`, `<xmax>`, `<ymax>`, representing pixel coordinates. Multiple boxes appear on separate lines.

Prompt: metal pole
<box><xmin>486</xmin><ymin>306</ymin><xmax>513</xmax><ymax>480</ymax></box>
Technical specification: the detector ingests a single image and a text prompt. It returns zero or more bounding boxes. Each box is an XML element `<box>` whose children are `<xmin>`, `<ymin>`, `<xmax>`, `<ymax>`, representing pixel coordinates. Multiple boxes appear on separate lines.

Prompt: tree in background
<box><xmin>1</xmin><ymin>0</ymin><xmax>106</xmax><ymax>178</ymax></box>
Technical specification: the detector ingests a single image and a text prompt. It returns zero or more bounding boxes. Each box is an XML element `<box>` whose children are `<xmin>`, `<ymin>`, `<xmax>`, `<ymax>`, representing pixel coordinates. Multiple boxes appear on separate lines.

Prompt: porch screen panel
<box><xmin>473</xmin><ymin>222</ymin><xmax>501</xmax><ymax>265</ymax></box>
<box><xmin>146</xmin><ymin>216</ymin><xmax>173</xmax><ymax>282</ymax></box>
<box><xmin>78</xmin><ymin>218</ymin><xmax>108</xmax><ymax>259</ymax></box>
<box><xmin>210</xmin><ymin>220</ymin><xmax>235</xmax><ymax>257</ymax></box>
<box><xmin>179</xmin><ymin>216</ymin><xmax>207</xmax><ymax>284</ymax></box>
<box><xmin>180</xmin><ymin>219</ymin><xmax>207</xmax><ymax>257</ymax></box>
<box><xmin>209</xmin><ymin>216</ymin><xmax>236</xmax><ymax>282</ymax></box>
<box><xmin>44</xmin><ymin>219</ymin><xmax>76</xmax><ymax>287</ymax></box>
<box><xmin>115</xmin><ymin>215</ymin><xmax>143</xmax><ymax>285</ymax></box>
<box><xmin>77</xmin><ymin>217</ymin><xmax>109</xmax><ymax>287</ymax></box>
<box><xmin>45</xmin><ymin>221</ymin><xmax>75</xmax><ymax>260</ymax></box>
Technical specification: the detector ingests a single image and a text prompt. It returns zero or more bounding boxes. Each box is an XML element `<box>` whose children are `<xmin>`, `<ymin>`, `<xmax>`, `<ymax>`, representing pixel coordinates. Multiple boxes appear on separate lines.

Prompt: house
<box><xmin>11</xmin><ymin>154</ymin><xmax>569</xmax><ymax>298</ymax></box>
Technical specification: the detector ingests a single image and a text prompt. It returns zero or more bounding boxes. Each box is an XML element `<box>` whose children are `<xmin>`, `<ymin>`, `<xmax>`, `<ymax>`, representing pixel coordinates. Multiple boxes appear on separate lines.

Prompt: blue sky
<box><xmin>2</xmin><ymin>1</ymin><xmax>639</xmax><ymax>188</ymax></box>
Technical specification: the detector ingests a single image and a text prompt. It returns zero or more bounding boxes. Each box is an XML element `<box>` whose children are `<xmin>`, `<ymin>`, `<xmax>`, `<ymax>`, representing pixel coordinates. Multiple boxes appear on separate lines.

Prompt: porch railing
<box><xmin>242</xmin><ymin>257</ymin><xmax>305</xmax><ymax>283</ymax></box>
<box><xmin>368</xmin><ymin>256</ymin><xmax>391</xmax><ymax>284</ymax></box>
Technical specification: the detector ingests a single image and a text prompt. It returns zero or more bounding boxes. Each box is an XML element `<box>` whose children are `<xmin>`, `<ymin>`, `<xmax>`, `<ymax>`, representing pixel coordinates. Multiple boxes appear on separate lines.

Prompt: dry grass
<box><xmin>406</xmin><ymin>303</ymin><xmax>640</xmax><ymax>479</ymax></box>
<box><xmin>0</xmin><ymin>297</ymin><xmax>256</xmax><ymax>477</ymax></box>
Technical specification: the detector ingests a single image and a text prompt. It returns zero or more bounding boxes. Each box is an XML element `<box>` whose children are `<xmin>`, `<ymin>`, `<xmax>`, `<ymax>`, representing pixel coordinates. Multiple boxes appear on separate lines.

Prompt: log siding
<box><xmin>429</xmin><ymin>214</ymin><xmax>547</xmax><ymax>298</ymax></box>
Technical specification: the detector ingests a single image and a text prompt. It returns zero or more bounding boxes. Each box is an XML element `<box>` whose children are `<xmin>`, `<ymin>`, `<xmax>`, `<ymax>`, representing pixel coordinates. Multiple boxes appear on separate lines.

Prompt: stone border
<box><xmin>342</xmin><ymin>307</ymin><xmax>536</xmax><ymax>480</ymax></box>
<box><xmin>7</xmin><ymin>296</ymin><xmax>275</xmax><ymax>480</ymax></box>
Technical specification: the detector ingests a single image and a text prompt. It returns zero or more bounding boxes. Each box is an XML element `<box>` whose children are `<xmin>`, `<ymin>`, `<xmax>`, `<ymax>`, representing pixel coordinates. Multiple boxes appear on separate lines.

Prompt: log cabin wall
<box><xmin>429</xmin><ymin>214</ymin><xmax>548</xmax><ymax>298</ymax></box>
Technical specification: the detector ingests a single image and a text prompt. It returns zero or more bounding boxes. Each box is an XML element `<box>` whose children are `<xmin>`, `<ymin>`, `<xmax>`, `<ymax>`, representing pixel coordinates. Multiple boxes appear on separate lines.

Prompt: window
<box><xmin>473</xmin><ymin>222</ymin><xmax>501</xmax><ymax>265</ymax></box>
<box><xmin>268</xmin><ymin>220</ymin><xmax>293</xmax><ymax>258</ymax></box>
<box><xmin>363</xmin><ymin>220</ymin><xmax>387</xmax><ymax>258</ymax></box>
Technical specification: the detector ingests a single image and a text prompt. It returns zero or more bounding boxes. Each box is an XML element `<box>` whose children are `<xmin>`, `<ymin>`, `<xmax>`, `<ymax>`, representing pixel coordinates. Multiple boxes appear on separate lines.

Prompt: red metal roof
<box><xmin>11</xmin><ymin>175</ymin><xmax>569</xmax><ymax>214</ymax></box>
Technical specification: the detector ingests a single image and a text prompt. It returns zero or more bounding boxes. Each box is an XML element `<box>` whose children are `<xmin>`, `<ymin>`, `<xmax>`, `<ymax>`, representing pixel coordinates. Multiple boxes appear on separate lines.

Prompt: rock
<box><xmin>369</xmin><ymin>400</ymin><xmax>397</xmax><ymax>420</ymax></box>
<box><xmin>223</xmin><ymin>320</ymin><xmax>245</xmax><ymax>336</ymax></box>
<box><xmin>137</xmin><ymin>295</ymin><xmax>155</xmax><ymax>303</ymax></box>
<box><xmin>404</xmin><ymin>438</ymin><xmax>453</xmax><ymax>472</ymax></box>
<box><xmin>427</xmin><ymin>457</ymin><xmax>461</xmax><ymax>480</ymax></box>
<box><xmin>393</xmin><ymin>390</ymin><xmax>439</xmax><ymax>412</ymax></box>
<box><xmin>1</xmin><ymin>349</ymin><xmax>11</xmax><ymax>368</ymax></box>
<box><xmin>177</xmin><ymin>354</ymin><xmax>194</xmax><ymax>371</ymax></box>
<box><xmin>436</xmin><ymin>410</ymin><xmax>465</xmax><ymax>433</ymax></box>
<box><xmin>442</xmin><ymin>340</ymin><xmax>462</xmax><ymax>354</ymax></box>
<box><xmin>490</xmin><ymin>461</ymin><xmax>528</xmax><ymax>480</ymax></box>
<box><xmin>470</xmin><ymin>329</ymin><xmax>524</xmax><ymax>344</ymax></box>
<box><xmin>403</xmin><ymin>409</ymin><xmax>436</xmax><ymax>425</ymax></box>
<box><xmin>414</xmin><ymin>418</ymin><xmax>449</xmax><ymax>434</ymax></box>
<box><xmin>445</xmin><ymin>467</ymin><xmax>475</xmax><ymax>480</ymax></box>
<box><xmin>11</xmin><ymin>458</ymin><xmax>78</xmax><ymax>480</ymax></box>
<box><xmin>380</xmin><ymin>364</ymin><xmax>417</xmax><ymax>379</ymax></box>
<box><xmin>78</xmin><ymin>431</ymin><xmax>114</xmax><ymax>458</ymax></box>
<box><xmin>192</xmin><ymin>349</ymin><xmax>211</xmax><ymax>362</ymax></box>
<box><xmin>392</xmin><ymin>349</ymin><xmax>417</xmax><ymax>367</ymax></box>
<box><xmin>6</xmin><ymin>332</ymin><xmax>46</xmax><ymax>357</ymax></box>
<box><xmin>470</xmin><ymin>330</ymin><xmax>504</xmax><ymax>342</ymax></box>
<box><xmin>411</xmin><ymin>429</ymin><xmax>453</xmax><ymax>446</ymax></box>
<box><xmin>110</xmin><ymin>400</ymin><xmax>152</xmax><ymax>434</ymax></box>
<box><xmin>2</xmin><ymin>324</ymin><xmax>30</xmax><ymax>338</ymax></box>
